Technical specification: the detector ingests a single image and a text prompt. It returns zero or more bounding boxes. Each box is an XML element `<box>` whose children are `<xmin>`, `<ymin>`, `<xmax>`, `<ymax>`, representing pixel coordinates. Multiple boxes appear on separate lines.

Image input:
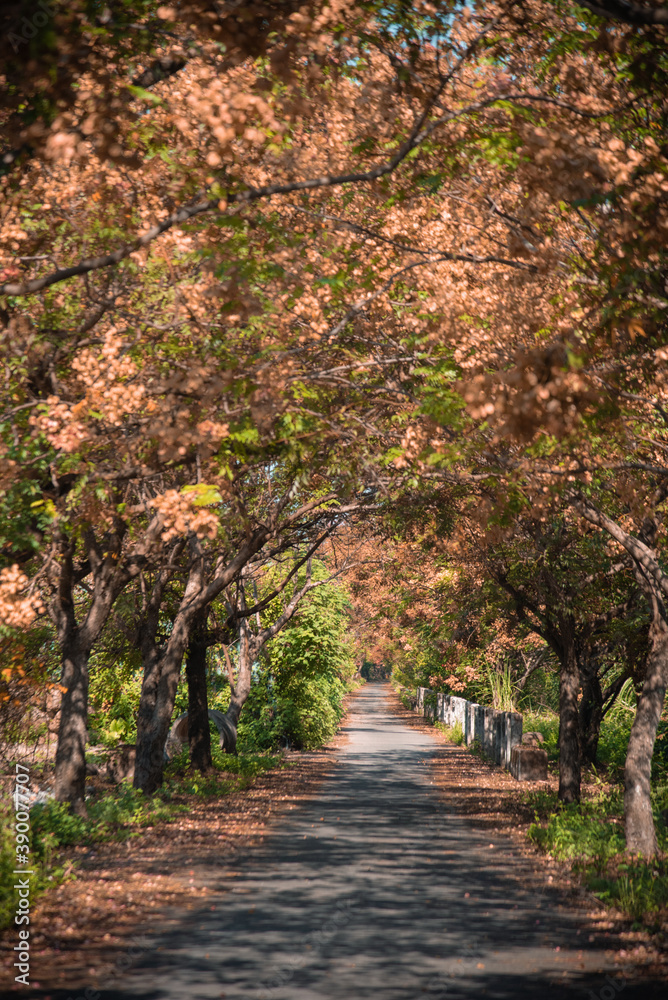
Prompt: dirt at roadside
<box><xmin>3</xmin><ymin>686</ymin><xmax>666</xmax><ymax>993</ymax></box>
<box><xmin>0</xmin><ymin>699</ymin><xmax>355</xmax><ymax>993</ymax></box>
<box><xmin>387</xmin><ymin>688</ymin><xmax>668</xmax><ymax>983</ymax></box>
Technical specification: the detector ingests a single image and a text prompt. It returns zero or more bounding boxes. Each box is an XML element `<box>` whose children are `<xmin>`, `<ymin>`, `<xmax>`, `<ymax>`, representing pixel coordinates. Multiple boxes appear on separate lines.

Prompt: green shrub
<box><xmin>528</xmin><ymin>797</ymin><xmax>626</xmax><ymax>872</ymax></box>
<box><xmin>236</xmin><ymin>568</ymin><xmax>355</xmax><ymax>752</ymax></box>
<box><xmin>276</xmin><ymin>675</ymin><xmax>346</xmax><ymax>750</ymax></box>
<box><xmin>235</xmin><ymin>669</ymin><xmax>284</xmax><ymax>752</ymax></box>
<box><xmin>89</xmin><ymin>662</ymin><xmax>143</xmax><ymax>746</ymax></box>
<box><xmin>587</xmin><ymin>861</ymin><xmax>668</xmax><ymax>924</ymax></box>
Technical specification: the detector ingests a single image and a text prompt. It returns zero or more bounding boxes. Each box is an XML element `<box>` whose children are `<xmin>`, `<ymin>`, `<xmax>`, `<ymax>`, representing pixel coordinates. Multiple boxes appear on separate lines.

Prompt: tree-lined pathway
<box><xmin>34</xmin><ymin>685</ymin><xmax>667</xmax><ymax>999</ymax></box>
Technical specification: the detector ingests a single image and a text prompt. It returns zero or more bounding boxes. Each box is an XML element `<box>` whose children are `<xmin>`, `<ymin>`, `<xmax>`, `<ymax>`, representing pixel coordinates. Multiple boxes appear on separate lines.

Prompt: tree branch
<box><xmin>0</xmin><ymin>86</ymin><xmax>601</xmax><ymax>298</ymax></box>
<box><xmin>572</xmin><ymin>0</ymin><xmax>668</xmax><ymax>26</ymax></box>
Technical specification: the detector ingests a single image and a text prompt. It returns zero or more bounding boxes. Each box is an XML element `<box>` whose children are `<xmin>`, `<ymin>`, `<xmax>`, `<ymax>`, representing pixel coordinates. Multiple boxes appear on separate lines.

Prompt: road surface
<box><xmin>37</xmin><ymin>684</ymin><xmax>667</xmax><ymax>999</ymax></box>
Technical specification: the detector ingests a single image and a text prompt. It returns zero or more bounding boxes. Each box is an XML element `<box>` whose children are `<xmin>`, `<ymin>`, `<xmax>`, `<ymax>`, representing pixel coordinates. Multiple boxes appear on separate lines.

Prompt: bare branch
<box><xmin>572</xmin><ymin>0</ymin><xmax>668</xmax><ymax>26</ymax></box>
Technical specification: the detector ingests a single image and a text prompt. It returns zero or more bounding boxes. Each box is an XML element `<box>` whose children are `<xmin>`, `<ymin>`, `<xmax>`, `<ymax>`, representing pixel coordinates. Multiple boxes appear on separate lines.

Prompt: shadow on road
<box><xmin>24</xmin><ymin>685</ymin><xmax>667</xmax><ymax>999</ymax></box>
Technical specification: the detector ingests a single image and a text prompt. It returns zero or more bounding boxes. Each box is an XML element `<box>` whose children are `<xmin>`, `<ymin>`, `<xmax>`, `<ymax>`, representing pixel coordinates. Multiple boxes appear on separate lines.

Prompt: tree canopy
<box><xmin>1</xmin><ymin>0</ymin><xmax>667</xmax><ymax>853</ymax></box>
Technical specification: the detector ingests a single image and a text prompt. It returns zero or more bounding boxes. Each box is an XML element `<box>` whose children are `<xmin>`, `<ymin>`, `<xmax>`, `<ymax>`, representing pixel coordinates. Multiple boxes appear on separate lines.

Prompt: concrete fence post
<box><xmin>415</xmin><ymin>687</ymin><xmax>523</xmax><ymax>773</ymax></box>
<box><xmin>449</xmin><ymin>697</ymin><xmax>465</xmax><ymax>741</ymax></box>
<box><xmin>462</xmin><ymin>699</ymin><xmax>470</xmax><ymax>744</ymax></box>
<box><xmin>496</xmin><ymin>712</ymin><xmax>505</xmax><ymax>766</ymax></box>
<box><xmin>466</xmin><ymin>702</ymin><xmax>476</xmax><ymax>746</ymax></box>
<box><xmin>506</xmin><ymin>711</ymin><xmax>523</xmax><ymax>765</ymax></box>
<box><xmin>493</xmin><ymin>711</ymin><xmax>504</xmax><ymax>765</ymax></box>
<box><xmin>482</xmin><ymin>707</ymin><xmax>494</xmax><ymax>758</ymax></box>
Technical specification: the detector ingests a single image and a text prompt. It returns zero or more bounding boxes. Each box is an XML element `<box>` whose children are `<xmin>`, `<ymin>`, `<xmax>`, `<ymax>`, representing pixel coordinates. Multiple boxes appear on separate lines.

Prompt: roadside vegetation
<box><xmin>396</xmin><ymin>640</ymin><xmax>668</xmax><ymax>929</ymax></box>
<box><xmin>0</xmin><ymin>571</ymin><xmax>357</xmax><ymax>930</ymax></box>
<box><xmin>0</xmin><ymin>748</ymin><xmax>290</xmax><ymax>931</ymax></box>
<box><xmin>527</xmin><ymin>785</ymin><xmax>668</xmax><ymax>927</ymax></box>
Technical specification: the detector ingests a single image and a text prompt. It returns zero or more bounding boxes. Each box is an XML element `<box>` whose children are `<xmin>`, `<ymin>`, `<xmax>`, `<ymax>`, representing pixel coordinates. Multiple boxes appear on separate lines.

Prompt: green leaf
<box><xmin>180</xmin><ymin>483</ymin><xmax>223</xmax><ymax>506</ymax></box>
<box><xmin>127</xmin><ymin>86</ymin><xmax>163</xmax><ymax>107</ymax></box>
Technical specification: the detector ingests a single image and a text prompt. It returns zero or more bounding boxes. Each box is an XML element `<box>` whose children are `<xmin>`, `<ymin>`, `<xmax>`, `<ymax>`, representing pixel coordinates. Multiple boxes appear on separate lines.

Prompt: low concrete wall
<box><xmin>414</xmin><ymin>687</ymin><xmax>522</xmax><ymax>772</ymax></box>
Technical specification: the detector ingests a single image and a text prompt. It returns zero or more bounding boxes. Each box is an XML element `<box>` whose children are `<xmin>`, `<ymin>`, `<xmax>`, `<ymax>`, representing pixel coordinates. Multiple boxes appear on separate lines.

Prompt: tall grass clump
<box><xmin>487</xmin><ymin>662</ymin><xmax>517</xmax><ymax>713</ymax></box>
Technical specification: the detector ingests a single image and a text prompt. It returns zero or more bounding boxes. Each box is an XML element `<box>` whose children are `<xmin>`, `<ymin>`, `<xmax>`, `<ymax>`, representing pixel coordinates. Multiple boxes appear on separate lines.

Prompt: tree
<box><xmin>576</xmin><ymin>499</ymin><xmax>668</xmax><ymax>856</ymax></box>
<box><xmin>1</xmin><ymin>0</ymin><xmax>666</xmax><ymax>832</ymax></box>
<box><xmin>476</xmin><ymin>509</ymin><xmax>639</xmax><ymax>802</ymax></box>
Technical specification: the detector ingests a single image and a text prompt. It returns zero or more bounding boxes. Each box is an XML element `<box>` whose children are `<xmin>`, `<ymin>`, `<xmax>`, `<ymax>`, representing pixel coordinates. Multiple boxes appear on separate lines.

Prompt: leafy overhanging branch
<box><xmin>0</xmin><ymin>92</ymin><xmax>610</xmax><ymax>298</ymax></box>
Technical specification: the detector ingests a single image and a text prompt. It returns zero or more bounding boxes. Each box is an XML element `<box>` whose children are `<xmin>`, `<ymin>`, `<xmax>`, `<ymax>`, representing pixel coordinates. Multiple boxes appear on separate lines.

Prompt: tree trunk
<box><xmin>226</xmin><ymin>618</ymin><xmax>254</xmax><ymax>727</ymax></box>
<box><xmin>558</xmin><ymin>629</ymin><xmax>581</xmax><ymax>804</ymax></box>
<box><xmin>579</xmin><ymin>659</ymin><xmax>603</xmax><ymax>766</ymax></box>
<box><xmin>54</xmin><ymin>638</ymin><xmax>89</xmax><ymax>816</ymax></box>
<box><xmin>134</xmin><ymin>639</ymin><xmax>166</xmax><ymax>793</ymax></box>
<box><xmin>624</xmin><ymin>612</ymin><xmax>668</xmax><ymax>857</ymax></box>
<box><xmin>134</xmin><ymin>562</ymin><xmax>204</xmax><ymax>794</ymax></box>
<box><xmin>134</xmin><ymin>642</ymin><xmax>186</xmax><ymax>794</ymax></box>
<box><xmin>135</xmin><ymin>640</ymin><xmax>162</xmax><ymax>749</ymax></box>
<box><xmin>186</xmin><ymin>616</ymin><xmax>212</xmax><ymax>772</ymax></box>
<box><xmin>214</xmin><ymin>619</ymin><xmax>256</xmax><ymax>755</ymax></box>
<box><xmin>133</xmin><ymin>717</ymin><xmax>168</xmax><ymax>795</ymax></box>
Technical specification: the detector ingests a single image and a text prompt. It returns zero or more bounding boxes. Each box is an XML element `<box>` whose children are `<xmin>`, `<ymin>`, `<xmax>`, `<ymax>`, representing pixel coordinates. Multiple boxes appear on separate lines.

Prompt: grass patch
<box><xmin>434</xmin><ymin>721</ymin><xmax>464</xmax><ymax>745</ymax></box>
<box><xmin>526</xmin><ymin>785</ymin><xmax>668</xmax><ymax>926</ymax></box>
<box><xmin>527</xmin><ymin>792</ymin><xmax>627</xmax><ymax>871</ymax></box>
<box><xmin>587</xmin><ymin>861</ymin><xmax>668</xmax><ymax>925</ymax></box>
<box><xmin>31</xmin><ymin>785</ymin><xmax>185</xmax><ymax>850</ymax></box>
<box><xmin>522</xmin><ymin>710</ymin><xmax>559</xmax><ymax>762</ymax></box>
<box><xmin>163</xmin><ymin>747</ymin><xmax>286</xmax><ymax>794</ymax></box>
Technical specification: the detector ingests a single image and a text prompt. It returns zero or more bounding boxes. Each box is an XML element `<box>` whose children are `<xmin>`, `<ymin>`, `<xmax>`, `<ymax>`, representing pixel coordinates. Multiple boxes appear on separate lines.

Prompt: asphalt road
<box><xmin>33</xmin><ymin>684</ymin><xmax>667</xmax><ymax>999</ymax></box>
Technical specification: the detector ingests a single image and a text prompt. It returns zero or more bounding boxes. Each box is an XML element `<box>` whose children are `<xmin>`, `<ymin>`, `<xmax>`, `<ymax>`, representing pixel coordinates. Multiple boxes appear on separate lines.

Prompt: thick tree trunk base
<box><xmin>186</xmin><ymin>627</ymin><xmax>213</xmax><ymax>773</ymax></box>
<box><xmin>133</xmin><ymin>732</ymin><xmax>167</xmax><ymax>795</ymax></box>
<box><xmin>54</xmin><ymin>643</ymin><xmax>89</xmax><ymax>816</ymax></box>
<box><xmin>624</xmin><ymin>614</ymin><xmax>668</xmax><ymax>857</ymax></box>
<box><xmin>579</xmin><ymin>671</ymin><xmax>603</xmax><ymax>768</ymax></box>
<box><xmin>558</xmin><ymin>635</ymin><xmax>581</xmax><ymax>804</ymax></box>
<box><xmin>625</xmin><ymin>785</ymin><xmax>658</xmax><ymax>858</ymax></box>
